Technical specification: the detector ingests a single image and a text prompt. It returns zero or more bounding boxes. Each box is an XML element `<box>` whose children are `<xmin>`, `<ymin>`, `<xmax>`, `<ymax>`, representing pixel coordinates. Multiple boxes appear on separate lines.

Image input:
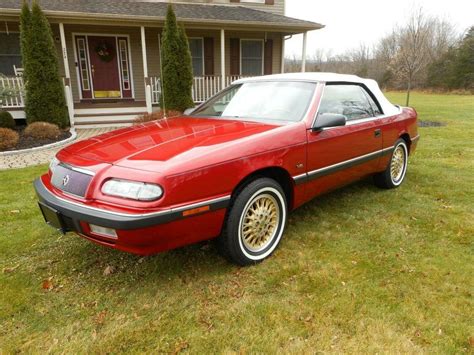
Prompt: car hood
<box><xmin>63</xmin><ymin>116</ymin><xmax>280</xmax><ymax>172</ymax></box>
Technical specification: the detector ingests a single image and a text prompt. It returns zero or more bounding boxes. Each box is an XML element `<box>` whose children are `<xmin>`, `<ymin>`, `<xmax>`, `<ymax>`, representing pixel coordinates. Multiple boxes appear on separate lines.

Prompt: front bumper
<box><xmin>34</xmin><ymin>178</ymin><xmax>230</xmax><ymax>254</ymax></box>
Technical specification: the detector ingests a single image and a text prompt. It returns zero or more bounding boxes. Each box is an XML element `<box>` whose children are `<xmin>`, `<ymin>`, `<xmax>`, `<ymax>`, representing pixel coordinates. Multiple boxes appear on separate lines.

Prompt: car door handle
<box><xmin>374</xmin><ymin>129</ymin><xmax>381</xmax><ymax>138</ymax></box>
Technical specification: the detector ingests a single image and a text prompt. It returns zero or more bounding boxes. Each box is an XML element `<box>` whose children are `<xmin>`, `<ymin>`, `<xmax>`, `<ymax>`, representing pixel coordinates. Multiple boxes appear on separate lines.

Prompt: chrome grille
<box><xmin>51</xmin><ymin>164</ymin><xmax>93</xmax><ymax>197</ymax></box>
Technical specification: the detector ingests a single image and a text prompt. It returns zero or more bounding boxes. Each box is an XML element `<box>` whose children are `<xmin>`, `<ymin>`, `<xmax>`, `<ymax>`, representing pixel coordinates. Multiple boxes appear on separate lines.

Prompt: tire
<box><xmin>218</xmin><ymin>178</ymin><xmax>288</xmax><ymax>266</ymax></box>
<box><xmin>374</xmin><ymin>139</ymin><xmax>409</xmax><ymax>189</ymax></box>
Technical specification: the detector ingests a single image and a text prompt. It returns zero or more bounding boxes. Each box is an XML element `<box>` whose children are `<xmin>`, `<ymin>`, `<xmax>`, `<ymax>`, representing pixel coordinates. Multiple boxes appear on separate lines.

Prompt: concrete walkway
<box><xmin>0</xmin><ymin>128</ymin><xmax>115</xmax><ymax>170</ymax></box>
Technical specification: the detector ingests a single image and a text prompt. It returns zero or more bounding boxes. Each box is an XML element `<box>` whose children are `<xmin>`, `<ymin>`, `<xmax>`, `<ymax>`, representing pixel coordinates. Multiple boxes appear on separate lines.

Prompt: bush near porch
<box><xmin>20</xmin><ymin>1</ymin><xmax>69</xmax><ymax>128</ymax></box>
<box><xmin>0</xmin><ymin>92</ymin><xmax>472</xmax><ymax>353</ymax></box>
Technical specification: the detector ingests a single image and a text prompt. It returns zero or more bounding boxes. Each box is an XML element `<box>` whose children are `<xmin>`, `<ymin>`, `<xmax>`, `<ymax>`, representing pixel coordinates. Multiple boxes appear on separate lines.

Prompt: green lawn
<box><xmin>0</xmin><ymin>92</ymin><xmax>473</xmax><ymax>353</ymax></box>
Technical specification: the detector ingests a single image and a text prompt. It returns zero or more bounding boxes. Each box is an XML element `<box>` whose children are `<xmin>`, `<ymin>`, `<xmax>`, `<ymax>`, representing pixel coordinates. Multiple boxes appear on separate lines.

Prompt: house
<box><xmin>0</xmin><ymin>0</ymin><xmax>323</xmax><ymax>127</ymax></box>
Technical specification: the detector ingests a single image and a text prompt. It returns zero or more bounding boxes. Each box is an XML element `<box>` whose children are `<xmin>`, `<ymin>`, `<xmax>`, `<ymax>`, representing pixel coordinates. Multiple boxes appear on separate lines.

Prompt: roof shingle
<box><xmin>0</xmin><ymin>0</ymin><xmax>323</xmax><ymax>31</ymax></box>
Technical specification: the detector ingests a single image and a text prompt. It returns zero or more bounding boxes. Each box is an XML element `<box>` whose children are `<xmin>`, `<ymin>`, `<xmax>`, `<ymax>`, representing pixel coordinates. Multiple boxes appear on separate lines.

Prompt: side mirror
<box><xmin>183</xmin><ymin>107</ymin><xmax>195</xmax><ymax>115</ymax></box>
<box><xmin>312</xmin><ymin>113</ymin><xmax>347</xmax><ymax>131</ymax></box>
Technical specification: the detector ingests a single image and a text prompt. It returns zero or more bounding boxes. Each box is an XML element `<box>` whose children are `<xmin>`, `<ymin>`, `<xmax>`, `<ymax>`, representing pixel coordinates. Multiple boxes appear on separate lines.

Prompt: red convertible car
<box><xmin>35</xmin><ymin>73</ymin><xmax>419</xmax><ymax>265</ymax></box>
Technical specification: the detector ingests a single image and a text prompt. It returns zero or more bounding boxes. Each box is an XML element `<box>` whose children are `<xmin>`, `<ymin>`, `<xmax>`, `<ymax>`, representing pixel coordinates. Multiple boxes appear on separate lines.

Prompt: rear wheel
<box><xmin>374</xmin><ymin>139</ymin><xmax>409</xmax><ymax>189</ymax></box>
<box><xmin>218</xmin><ymin>178</ymin><xmax>287</xmax><ymax>266</ymax></box>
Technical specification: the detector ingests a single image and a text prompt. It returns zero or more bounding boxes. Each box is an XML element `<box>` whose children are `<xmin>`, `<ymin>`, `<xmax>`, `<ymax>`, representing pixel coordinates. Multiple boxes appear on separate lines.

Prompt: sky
<box><xmin>284</xmin><ymin>0</ymin><xmax>473</xmax><ymax>58</ymax></box>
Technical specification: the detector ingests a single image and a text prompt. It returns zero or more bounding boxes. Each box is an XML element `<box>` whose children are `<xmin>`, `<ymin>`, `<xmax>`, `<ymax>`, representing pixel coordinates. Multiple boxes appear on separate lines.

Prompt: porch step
<box><xmin>74</xmin><ymin>111</ymin><xmax>146</xmax><ymax>128</ymax></box>
<box><xmin>74</xmin><ymin>106</ymin><xmax>148</xmax><ymax>115</ymax></box>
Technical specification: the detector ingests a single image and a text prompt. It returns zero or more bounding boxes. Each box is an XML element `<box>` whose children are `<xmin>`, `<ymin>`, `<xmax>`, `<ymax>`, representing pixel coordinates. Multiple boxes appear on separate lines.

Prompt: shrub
<box><xmin>134</xmin><ymin>110</ymin><xmax>182</xmax><ymax>125</ymax></box>
<box><xmin>21</xmin><ymin>1</ymin><xmax>69</xmax><ymax>128</ymax></box>
<box><xmin>160</xmin><ymin>5</ymin><xmax>194</xmax><ymax>112</ymax></box>
<box><xmin>0</xmin><ymin>128</ymin><xmax>19</xmax><ymax>150</ymax></box>
<box><xmin>0</xmin><ymin>111</ymin><xmax>15</xmax><ymax>129</ymax></box>
<box><xmin>24</xmin><ymin>121</ymin><xmax>61</xmax><ymax>139</ymax></box>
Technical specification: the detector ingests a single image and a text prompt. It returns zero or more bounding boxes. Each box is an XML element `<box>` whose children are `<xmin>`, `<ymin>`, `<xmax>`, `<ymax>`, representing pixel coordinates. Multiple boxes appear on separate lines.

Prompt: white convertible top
<box><xmin>233</xmin><ymin>72</ymin><xmax>400</xmax><ymax>116</ymax></box>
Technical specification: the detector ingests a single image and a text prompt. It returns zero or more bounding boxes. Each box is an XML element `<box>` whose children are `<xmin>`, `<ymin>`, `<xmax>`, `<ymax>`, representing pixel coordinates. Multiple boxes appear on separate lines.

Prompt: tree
<box><xmin>20</xmin><ymin>1</ymin><xmax>31</xmax><ymax>82</ymax></box>
<box><xmin>160</xmin><ymin>4</ymin><xmax>194</xmax><ymax>112</ymax></box>
<box><xmin>22</xmin><ymin>1</ymin><xmax>68</xmax><ymax>127</ymax></box>
<box><xmin>392</xmin><ymin>7</ymin><xmax>433</xmax><ymax>105</ymax></box>
<box><xmin>452</xmin><ymin>26</ymin><xmax>474</xmax><ymax>90</ymax></box>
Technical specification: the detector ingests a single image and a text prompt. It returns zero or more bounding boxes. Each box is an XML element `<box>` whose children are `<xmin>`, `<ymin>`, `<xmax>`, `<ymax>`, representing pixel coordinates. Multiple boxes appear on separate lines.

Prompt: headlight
<box><xmin>102</xmin><ymin>179</ymin><xmax>163</xmax><ymax>201</ymax></box>
<box><xmin>49</xmin><ymin>157</ymin><xmax>60</xmax><ymax>173</ymax></box>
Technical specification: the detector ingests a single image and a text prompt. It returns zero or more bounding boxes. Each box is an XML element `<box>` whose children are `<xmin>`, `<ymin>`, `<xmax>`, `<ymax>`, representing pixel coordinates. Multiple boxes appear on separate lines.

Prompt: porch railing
<box><xmin>0</xmin><ymin>76</ymin><xmax>25</xmax><ymax>108</ymax></box>
<box><xmin>151</xmin><ymin>75</ymin><xmax>246</xmax><ymax>105</ymax></box>
<box><xmin>1</xmin><ymin>75</ymin><xmax>245</xmax><ymax>109</ymax></box>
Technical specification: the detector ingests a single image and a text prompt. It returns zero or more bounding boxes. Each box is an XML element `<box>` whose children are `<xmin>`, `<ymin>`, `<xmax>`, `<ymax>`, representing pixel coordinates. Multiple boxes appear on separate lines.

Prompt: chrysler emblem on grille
<box><xmin>62</xmin><ymin>174</ymin><xmax>70</xmax><ymax>186</ymax></box>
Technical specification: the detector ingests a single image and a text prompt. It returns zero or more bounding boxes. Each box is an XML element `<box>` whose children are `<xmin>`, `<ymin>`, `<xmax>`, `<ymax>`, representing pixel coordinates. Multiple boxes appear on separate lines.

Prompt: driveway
<box><xmin>0</xmin><ymin>128</ymin><xmax>115</xmax><ymax>170</ymax></box>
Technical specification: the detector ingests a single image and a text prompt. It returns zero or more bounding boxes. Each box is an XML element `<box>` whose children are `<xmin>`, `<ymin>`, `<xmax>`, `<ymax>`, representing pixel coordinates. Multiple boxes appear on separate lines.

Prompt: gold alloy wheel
<box><xmin>390</xmin><ymin>145</ymin><xmax>406</xmax><ymax>182</ymax></box>
<box><xmin>241</xmin><ymin>193</ymin><xmax>280</xmax><ymax>252</ymax></box>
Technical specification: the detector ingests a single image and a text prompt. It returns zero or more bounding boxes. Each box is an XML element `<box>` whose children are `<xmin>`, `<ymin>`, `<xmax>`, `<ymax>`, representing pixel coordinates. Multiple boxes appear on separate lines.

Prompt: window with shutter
<box><xmin>241</xmin><ymin>40</ymin><xmax>263</xmax><ymax>76</ymax></box>
<box><xmin>189</xmin><ymin>38</ymin><xmax>204</xmax><ymax>76</ymax></box>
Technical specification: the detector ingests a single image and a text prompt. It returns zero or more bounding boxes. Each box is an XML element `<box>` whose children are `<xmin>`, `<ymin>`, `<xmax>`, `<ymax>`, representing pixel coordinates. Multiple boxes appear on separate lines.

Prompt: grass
<box><xmin>0</xmin><ymin>92</ymin><xmax>473</xmax><ymax>353</ymax></box>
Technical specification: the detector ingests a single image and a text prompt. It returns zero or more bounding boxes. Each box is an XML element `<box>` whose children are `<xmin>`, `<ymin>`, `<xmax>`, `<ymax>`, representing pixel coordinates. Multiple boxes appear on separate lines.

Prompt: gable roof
<box><xmin>0</xmin><ymin>0</ymin><xmax>323</xmax><ymax>32</ymax></box>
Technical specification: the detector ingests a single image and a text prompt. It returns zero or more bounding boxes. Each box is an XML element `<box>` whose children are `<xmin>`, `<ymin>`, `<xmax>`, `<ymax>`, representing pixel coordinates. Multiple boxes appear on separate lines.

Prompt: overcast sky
<box><xmin>284</xmin><ymin>0</ymin><xmax>473</xmax><ymax>58</ymax></box>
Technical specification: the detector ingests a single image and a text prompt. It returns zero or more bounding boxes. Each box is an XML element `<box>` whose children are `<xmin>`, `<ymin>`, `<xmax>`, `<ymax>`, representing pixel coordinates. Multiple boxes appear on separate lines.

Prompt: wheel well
<box><xmin>399</xmin><ymin>133</ymin><xmax>411</xmax><ymax>153</ymax></box>
<box><xmin>231</xmin><ymin>167</ymin><xmax>294</xmax><ymax>210</ymax></box>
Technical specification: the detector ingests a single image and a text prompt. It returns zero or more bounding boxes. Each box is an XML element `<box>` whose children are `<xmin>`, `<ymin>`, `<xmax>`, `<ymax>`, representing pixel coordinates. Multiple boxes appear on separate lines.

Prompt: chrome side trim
<box><xmin>39</xmin><ymin>179</ymin><xmax>230</xmax><ymax>218</ymax></box>
<box><xmin>411</xmin><ymin>134</ymin><xmax>420</xmax><ymax>142</ymax></box>
<box><xmin>59</xmin><ymin>162</ymin><xmax>95</xmax><ymax>176</ymax></box>
<box><xmin>293</xmin><ymin>146</ymin><xmax>394</xmax><ymax>184</ymax></box>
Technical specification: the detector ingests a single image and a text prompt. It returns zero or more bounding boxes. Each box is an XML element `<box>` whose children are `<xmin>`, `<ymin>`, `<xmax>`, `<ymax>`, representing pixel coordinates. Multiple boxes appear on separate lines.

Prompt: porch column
<box><xmin>141</xmin><ymin>26</ymin><xmax>152</xmax><ymax>113</ymax></box>
<box><xmin>301</xmin><ymin>31</ymin><xmax>308</xmax><ymax>73</ymax></box>
<box><xmin>59</xmin><ymin>23</ymin><xmax>74</xmax><ymax>127</ymax></box>
<box><xmin>220</xmin><ymin>29</ymin><xmax>225</xmax><ymax>90</ymax></box>
<box><xmin>281</xmin><ymin>35</ymin><xmax>286</xmax><ymax>73</ymax></box>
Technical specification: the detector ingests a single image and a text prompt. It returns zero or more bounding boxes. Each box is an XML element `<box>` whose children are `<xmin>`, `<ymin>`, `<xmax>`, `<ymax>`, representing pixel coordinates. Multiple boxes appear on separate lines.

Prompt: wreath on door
<box><xmin>95</xmin><ymin>41</ymin><xmax>114</xmax><ymax>62</ymax></box>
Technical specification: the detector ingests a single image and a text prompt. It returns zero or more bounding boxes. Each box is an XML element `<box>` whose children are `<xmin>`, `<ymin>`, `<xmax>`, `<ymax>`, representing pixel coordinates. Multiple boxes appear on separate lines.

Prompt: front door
<box><xmin>304</xmin><ymin>83</ymin><xmax>384</xmax><ymax>198</ymax></box>
<box><xmin>87</xmin><ymin>36</ymin><xmax>121</xmax><ymax>98</ymax></box>
<box><xmin>75</xmin><ymin>35</ymin><xmax>133</xmax><ymax>100</ymax></box>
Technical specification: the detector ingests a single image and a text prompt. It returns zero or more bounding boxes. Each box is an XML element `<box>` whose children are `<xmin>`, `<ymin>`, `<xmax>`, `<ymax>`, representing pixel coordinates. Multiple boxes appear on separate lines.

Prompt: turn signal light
<box><xmin>89</xmin><ymin>224</ymin><xmax>117</xmax><ymax>239</ymax></box>
<box><xmin>182</xmin><ymin>205</ymin><xmax>210</xmax><ymax>217</ymax></box>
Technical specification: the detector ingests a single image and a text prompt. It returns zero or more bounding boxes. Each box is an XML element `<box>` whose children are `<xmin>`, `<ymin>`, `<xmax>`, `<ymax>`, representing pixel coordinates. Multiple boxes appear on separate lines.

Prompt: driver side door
<box><xmin>303</xmin><ymin>83</ymin><xmax>384</xmax><ymax>198</ymax></box>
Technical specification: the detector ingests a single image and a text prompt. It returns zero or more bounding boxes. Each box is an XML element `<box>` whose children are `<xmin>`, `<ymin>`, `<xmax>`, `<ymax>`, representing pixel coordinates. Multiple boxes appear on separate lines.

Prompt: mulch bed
<box><xmin>1</xmin><ymin>126</ymin><xmax>71</xmax><ymax>152</ymax></box>
<box><xmin>418</xmin><ymin>120</ymin><xmax>446</xmax><ymax>127</ymax></box>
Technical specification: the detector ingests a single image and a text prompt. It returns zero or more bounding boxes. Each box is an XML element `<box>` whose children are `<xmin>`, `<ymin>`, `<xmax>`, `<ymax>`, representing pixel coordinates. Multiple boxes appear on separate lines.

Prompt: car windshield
<box><xmin>190</xmin><ymin>81</ymin><xmax>316</xmax><ymax>123</ymax></box>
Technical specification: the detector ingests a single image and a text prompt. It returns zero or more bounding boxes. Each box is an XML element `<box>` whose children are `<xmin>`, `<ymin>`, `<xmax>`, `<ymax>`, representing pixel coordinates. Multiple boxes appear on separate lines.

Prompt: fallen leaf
<box><xmin>103</xmin><ymin>265</ymin><xmax>115</xmax><ymax>276</ymax></box>
<box><xmin>42</xmin><ymin>278</ymin><xmax>54</xmax><ymax>291</ymax></box>
<box><xmin>10</xmin><ymin>210</ymin><xmax>20</xmax><ymax>214</ymax></box>
<box><xmin>3</xmin><ymin>265</ymin><xmax>19</xmax><ymax>273</ymax></box>
<box><xmin>95</xmin><ymin>310</ymin><xmax>107</xmax><ymax>325</ymax></box>
<box><xmin>173</xmin><ymin>340</ymin><xmax>189</xmax><ymax>354</ymax></box>
<box><xmin>469</xmin><ymin>336</ymin><xmax>474</xmax><ymax>348</ymax></box>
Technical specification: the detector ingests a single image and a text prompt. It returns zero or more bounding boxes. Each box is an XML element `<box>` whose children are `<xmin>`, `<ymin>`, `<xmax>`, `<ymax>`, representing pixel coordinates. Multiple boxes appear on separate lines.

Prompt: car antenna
<box><xmin>159</xmin><ymin>34</ymin><xmax>167</xmax><ymax>119</ymax></box>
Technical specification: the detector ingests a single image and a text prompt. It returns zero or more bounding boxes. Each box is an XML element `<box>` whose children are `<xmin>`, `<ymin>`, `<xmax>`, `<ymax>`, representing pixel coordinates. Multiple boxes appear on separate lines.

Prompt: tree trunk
<box><xmin>405</xmin><ymin>78</ymin><xmax>412</xmax><ymax>106</ymax></box>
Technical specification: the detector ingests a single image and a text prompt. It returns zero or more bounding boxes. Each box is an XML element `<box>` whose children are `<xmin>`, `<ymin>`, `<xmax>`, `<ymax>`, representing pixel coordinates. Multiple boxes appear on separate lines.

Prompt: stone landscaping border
<box><xmin>0</xmin><ymin>128</ymin><xmax>77</xmax><ymax>156</ymax></box>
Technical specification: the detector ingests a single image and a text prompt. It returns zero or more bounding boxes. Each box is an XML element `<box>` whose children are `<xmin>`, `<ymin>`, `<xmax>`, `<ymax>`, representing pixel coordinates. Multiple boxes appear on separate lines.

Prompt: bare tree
<box><xmin>392</xmin><ymin>7</ymin><xmax>433</xmax><ymax>105</ymax></box>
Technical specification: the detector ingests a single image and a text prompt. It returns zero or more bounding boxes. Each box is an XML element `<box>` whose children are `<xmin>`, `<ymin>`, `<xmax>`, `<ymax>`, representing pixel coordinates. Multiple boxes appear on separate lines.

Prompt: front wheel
<box><xmin>218</xmin><ymin>178</ymin><xmax>287</xmax><ymax>266</ymax></box>
<box><xmin>374</xmin><ymin>139</ymin><xmax>409</xmax><ymax>189</ymax></box>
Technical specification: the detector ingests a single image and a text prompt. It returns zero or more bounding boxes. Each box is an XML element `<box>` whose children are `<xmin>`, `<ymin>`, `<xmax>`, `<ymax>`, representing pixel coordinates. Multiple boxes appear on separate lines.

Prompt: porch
<box><xmin>1</xmin><ymin>74</ymin><xmax>248</xmax><ymax>127</ymax></box>
<box><xmin>0</xmin><ymin>3</ymin><xmax>320</xmax><ymax>127</ymax></box>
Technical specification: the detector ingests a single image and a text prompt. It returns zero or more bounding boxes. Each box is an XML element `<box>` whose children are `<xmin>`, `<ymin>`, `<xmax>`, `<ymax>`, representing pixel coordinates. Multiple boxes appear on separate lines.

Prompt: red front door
<box><xmin>87</xmin><ymin>36</ymin><xmax>121</xmax><ymax>98</ymax></box>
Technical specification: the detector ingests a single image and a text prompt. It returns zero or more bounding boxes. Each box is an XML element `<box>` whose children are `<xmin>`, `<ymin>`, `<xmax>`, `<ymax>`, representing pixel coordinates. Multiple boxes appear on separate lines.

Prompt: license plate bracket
<box><xmin>38</xmin><ymin>202</ymin><xmax>66</xmax><ymax>234</ymax></box>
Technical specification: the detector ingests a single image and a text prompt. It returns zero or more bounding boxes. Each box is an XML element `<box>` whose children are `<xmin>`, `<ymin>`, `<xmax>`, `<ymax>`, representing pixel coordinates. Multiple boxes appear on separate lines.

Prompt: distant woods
<box><xmin>286</xmin><ymin>8</ymin><xmax>473</xmax><ymax>103</ymax></box>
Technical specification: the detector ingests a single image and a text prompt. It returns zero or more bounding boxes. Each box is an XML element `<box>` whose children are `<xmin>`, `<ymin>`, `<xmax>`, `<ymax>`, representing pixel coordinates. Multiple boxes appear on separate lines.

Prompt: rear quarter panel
<box><xmin>378</xmin><ymin>107</ymin><xmax>418</xmax><ymax>169</ymax></box>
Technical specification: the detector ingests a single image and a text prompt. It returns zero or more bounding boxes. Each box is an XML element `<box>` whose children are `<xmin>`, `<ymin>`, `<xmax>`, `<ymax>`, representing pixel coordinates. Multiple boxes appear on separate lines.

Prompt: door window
<box><xmin>318</xmin><ymin>84</ymin><xmax>377</xmax><ymax>121</ymax></box>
